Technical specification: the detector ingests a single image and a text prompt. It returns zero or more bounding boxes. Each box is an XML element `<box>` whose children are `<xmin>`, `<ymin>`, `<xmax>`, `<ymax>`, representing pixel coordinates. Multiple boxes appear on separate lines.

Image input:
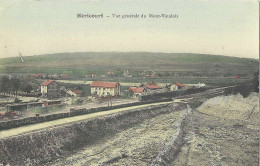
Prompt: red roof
<box><xmin>128</xmin><ymin>87</ymin><xmax>144</xmax><ymax>93</ymax></box>
<box><xmin>41</xmin><ymin>80</ymin><xmax>54</xmax><ymax>86</ymax></box>
<box><xmin>61</xmin><ymin>74</ymin><xmax>69</xmax><ymax>77</ymax></box>
<box><xmin>174</xmin><ymin>82</ymin><xmax>185</xmax><ymax>87</ymax></box>
<box><xmin>144</xmin><ymin>83</ymin><xmax>161</xmax><ymax>89</ymax></box>
<box><xmin>72</xmin><ymin>89</ymin><xmax>83</xmax><ymax>94</ymax></box>
<box><xmin>90</xmin><ymin>81</ymin><xmax>119</xmax><ymax>88</ymax></box>
<box><xmin>29</xmin><ymin>74</ymin><xmax>37</xmax><ymax>77</ymax></box>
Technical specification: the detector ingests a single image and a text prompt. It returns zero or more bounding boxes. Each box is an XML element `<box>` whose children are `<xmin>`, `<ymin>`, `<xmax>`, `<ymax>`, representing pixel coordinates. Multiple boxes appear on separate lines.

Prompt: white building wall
<box><xmin>41</xmin><ymin>86</ymin><xmax>48</xmax><ymax>96</ymax></box>
<box><xmin>91</xmin><ymin>85</ymin><xmax>120</xmax><ymax>97</ymax></box>
<box><xmin>170</xmin><ymin>84</ymin><xmax>178</xmax><ymax>91</ymax></box>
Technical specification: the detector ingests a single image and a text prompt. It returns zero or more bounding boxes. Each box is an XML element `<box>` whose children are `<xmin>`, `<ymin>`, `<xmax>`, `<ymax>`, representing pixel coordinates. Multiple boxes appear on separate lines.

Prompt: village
<box><xmin>0</xmin><ymin>0</ymin><xmax>258</xmax><ymax>164</ymax></box>
<box><xmin>0</xmin><ymin>58</ymin><xmax>258</xmax><ymax>166</ymax></box>
<box><xmin>0</xmin><ymin>71</ymin><xmax>206</xmax><ymax>120</ymax></box>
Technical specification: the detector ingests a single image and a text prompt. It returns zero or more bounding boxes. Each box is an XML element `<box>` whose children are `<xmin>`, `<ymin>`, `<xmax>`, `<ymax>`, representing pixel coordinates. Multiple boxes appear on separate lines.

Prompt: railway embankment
<box><xmin>0</xmin><ymin>100</ymin><xmax>171</xmax><ymax>131</ymax></box>
<box><xmin>172</xmin><ymin>92</ymin><xmax>259</xmax><ymax>166</ymax></box>
<box><xmin>0</xmin><ymin>102</ymin><xmax>186</xmax><ymax>166</ymax></box>
<box><xmin>150</xmin><ymin>105</ymin><xmax>192</xmax><ymax>166</ymax></box>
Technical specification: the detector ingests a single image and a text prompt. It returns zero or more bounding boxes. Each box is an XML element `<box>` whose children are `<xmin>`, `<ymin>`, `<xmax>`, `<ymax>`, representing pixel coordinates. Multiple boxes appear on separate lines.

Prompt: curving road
<box><xmin>0</xmin><ymin>101</ymin><xmax>174</xmax><ymax>139</ymax></box>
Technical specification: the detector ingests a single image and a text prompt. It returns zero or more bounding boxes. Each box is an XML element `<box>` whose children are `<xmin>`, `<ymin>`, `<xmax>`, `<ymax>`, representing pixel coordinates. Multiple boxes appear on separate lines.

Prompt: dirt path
<box><xmin>0</xmin><ymin>101</ymin><xmax>173</xmax><ymax>139</ymax></box>
<box><xmin>48</xmin><ymin>108</ymin><xmax>184</xmax><ymax>166</ymax></box>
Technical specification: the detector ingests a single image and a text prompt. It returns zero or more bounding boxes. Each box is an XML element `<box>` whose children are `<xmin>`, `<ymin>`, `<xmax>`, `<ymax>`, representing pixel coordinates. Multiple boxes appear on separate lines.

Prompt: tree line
<box><xmin>0</xmin><ymin>76</ymin><xmax>33</xmax><ymax>97</ymax></box>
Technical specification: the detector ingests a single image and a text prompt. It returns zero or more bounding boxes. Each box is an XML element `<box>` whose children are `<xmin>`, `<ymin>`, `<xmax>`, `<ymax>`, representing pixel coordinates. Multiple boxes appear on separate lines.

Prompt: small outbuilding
<box><xmin>128</xmin><ymin>87</ymin><xmax>145</xmax><ymax>98</ymax></box>
<box><xmin>170</xmin><ymin>82</ymin><xmax>185</xmax><ymax>91</ymax></box>
<box><xmin>67</xmin><ymin>89</ymin><xmax>83</xmax><ymax>97</ymax></box>
<box><xmin>142</xmin><ymin>83</ymin><xmax>161</xmax><ymax>91</ymax></box>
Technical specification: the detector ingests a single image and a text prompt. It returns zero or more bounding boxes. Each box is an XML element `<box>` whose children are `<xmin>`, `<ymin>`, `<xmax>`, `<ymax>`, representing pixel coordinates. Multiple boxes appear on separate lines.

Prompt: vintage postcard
<box><xmin>0</xmin><ymin>0</ymin><xmax>259</xmax><ymax>165</ymax></box>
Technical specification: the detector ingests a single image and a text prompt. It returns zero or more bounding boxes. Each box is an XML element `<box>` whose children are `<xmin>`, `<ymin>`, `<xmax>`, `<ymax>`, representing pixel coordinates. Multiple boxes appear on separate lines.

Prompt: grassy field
<box><xmin>0</xmin><ymin>52</ymin><xmax>258</xmax><ymax>82</ymax></box>
<box><xmin>83</xmin><ymin>76</ymin><xmax>253</xmax><ymax>85</ymax></box>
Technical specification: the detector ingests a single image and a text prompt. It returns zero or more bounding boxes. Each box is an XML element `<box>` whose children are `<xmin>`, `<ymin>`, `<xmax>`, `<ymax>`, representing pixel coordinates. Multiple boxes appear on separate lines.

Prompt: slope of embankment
<box><xmin>0</xmin><ymin>103</ymin><xmax>186</xmax><ymax>166</ymax></box>
<box><xmin>172</xmin><ymin>93</ymin><xmax>259</xmax><ymax>166</ymax></box>
<box><xmin>49</xmin><ymin>105</ymin><xmax>187</xmax><ymax>165</ymax></box>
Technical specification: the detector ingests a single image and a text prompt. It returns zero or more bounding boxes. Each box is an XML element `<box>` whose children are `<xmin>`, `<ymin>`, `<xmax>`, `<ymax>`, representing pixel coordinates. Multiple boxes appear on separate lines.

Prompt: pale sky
<box><xmin>0</xmin><ymin>0</ymin><xmax>259</xmax><ymax>59</ymax></box>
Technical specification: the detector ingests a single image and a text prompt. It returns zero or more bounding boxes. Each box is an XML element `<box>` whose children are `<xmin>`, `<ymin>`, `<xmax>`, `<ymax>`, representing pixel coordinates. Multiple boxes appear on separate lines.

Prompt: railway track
<box><xmin>173</xmin><ymin>85</ymin><xmax>239</xmax><ymax>102</ymax></box>
<box><xmin>0</xmin><ymin>85</ymin><xmax>241</xmax><ymax>134</ymax></box>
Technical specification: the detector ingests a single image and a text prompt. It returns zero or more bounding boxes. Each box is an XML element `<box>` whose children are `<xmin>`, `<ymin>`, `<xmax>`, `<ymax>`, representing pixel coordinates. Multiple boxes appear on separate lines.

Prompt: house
<box><xmin>170</xmin><ymin>82</ymin><xmax>185</xmax><ymax>91</ymax></box>
<box><xmin>128</xmin><ymin>87</ymin><xmax>145</xmax><ymax>98</ymax></box>
<box><xmin>36</xmin><ymin>73</ymin><xmax>44</xmax><ymax>78</ymax></box>
<box><xmin>90</xmin><ymin>81</ymin><xmax>120</xmax><ymax>97</ymax></box>
<box><xmin>86</xmin><ymin>73</ymin><xmax>97</xmax><ymax>78</ymax></box>
<box><xmin>67</xmin><ymin>89</ymin><xmax>83</xmax><ymax>97</ymax></box>
<box><xmin>40</xmin><ymin>80</ymin><xmax>60</xmax><ymax>98</ymax></box>
<box><xmin>91</xmin><ymin>73</ymin><xmax>97</xmax><ymax>78</ymax></box>
<box><xmin>142</xmin><ymin>83</ymin><xmax>161</xmax><ymax>91</ymax></box>
<box><xmin>107</xmin><ymin>71</ymin><xmax>114</xmax><ymax>77</ymax></box>
<box><xmin>123</xmin><ymin>70</ymin><xmax>132</xmax><ymax>77</ymax></box>
<box><xmin>142</xmin><ymin>70</ymin><xmax>156</xmax><ymax>78</ymax></box>
<box><xmin>28</xmin><ymin>73</ymin><xmax>44</xmax><ymax>78</ymax></box>
<box><xmin>47</xmin><ymin>74</ymin><xmax>59</xmax><ymax>79</ymax></box>
<box><xmin>60</xmin><ymin>74</ymin><xmax>69</xmax><ymax>78</ymax></box>
<box><xmin>28</xmin><ymin>74</ymin><xmax>37</xmax><ymax>78</ymax></box>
